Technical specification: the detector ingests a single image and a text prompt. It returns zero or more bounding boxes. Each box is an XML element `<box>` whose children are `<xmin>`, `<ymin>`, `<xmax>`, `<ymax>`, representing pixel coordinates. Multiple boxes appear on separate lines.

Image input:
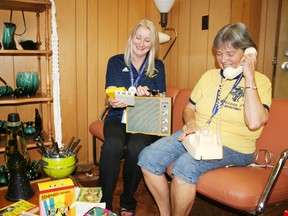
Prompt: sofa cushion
<box><xmin>196</xmin><ymin>166</ymin><xmax>288</xmax><ymax>211</ymax></box>
<box><xmin>172</xmin><ymin>88</ymin><xmax>193</xmax><ymax>133</ymax></box>
<box><xmin>256</xmin><ymin>99</ymin><xmax>288</xmax><ymax>176</ymax></box>
<box><xmin>166</xmin><ymin>85</ymin><xmax>179</xmax><ymax>103</ymax></box>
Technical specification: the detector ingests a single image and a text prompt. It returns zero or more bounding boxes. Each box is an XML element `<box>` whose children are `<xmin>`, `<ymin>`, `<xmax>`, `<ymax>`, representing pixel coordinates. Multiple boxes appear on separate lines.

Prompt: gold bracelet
<box><xmin>245</xmin><ymin>86</ymin><xmax>257</xmax><ymax>90</ymax></box>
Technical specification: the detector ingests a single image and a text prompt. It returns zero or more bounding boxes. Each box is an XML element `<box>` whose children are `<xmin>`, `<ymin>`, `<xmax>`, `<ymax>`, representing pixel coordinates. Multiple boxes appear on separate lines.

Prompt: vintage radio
<box><xmin>126</xmin><ymin>96</ymin><xmax>172</xmax><ymax>136</ymax></box>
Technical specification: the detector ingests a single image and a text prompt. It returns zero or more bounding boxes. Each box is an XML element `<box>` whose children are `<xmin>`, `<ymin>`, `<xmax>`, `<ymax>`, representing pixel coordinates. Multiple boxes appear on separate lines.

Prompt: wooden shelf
<box><xmin>0</xmin><ymin>93</ymin><xmax>53</xmax><ymax>105</ymax></box>
<box><xmin>0</xmin><ymin>132</ymin><xmax>52</xmax><ymax>153</ymax></box>
<box><xmin>0</xmin><ymin>50</ymin><xmax>52</xmax><ymax>56</ymax></box>
<box><xmin>0</xmin><ymin>0</ymin><xmax>53</xmax><ymax>160</ymax></box>
<box><xmin>0</xmin><ymin>0</ymin><xmax>51</xmax><ymax>12</ymax></box>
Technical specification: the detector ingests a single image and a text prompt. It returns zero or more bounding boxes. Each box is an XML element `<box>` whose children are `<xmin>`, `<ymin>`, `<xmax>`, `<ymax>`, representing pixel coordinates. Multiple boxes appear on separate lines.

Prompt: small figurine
<box><xmin>23</xmin><ymin>121</ymin><xmax>36</xmax><ymax>135</ymax></box>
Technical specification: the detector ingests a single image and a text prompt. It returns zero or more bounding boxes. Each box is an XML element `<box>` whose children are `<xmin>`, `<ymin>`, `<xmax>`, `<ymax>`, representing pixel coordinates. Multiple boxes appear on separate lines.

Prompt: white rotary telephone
<box><xmin>223</xmin><ymin>47</ymin><xmax>257</xmax><ymax>79</ymax></box>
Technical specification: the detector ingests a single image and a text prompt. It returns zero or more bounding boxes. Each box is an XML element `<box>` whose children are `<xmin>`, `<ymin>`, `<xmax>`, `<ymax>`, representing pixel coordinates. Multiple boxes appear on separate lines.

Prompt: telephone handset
<box><xmin>223</xmin><ymin>47</ymin><xmax>257</xmax><ymax>79</ymax></box>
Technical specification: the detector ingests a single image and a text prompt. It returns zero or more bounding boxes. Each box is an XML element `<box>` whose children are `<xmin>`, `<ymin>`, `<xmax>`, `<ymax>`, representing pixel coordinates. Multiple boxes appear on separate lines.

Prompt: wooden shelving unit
<box><xmin>0</xmin><ymin>0</ymin><xmax>53</xmax><ymax>153</ymax></box>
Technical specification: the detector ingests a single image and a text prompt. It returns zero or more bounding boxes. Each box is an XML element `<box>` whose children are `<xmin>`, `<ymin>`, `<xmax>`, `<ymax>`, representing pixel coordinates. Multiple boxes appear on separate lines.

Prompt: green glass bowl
<box><xmin>0</xmin><ymin>85</ymin><xmax>13</xmax><ymax>97</ymax></box>
<box><xmin>16</xmin><ymin>72</ymin><xmax>39</xmax><ymax>96</ymax></box>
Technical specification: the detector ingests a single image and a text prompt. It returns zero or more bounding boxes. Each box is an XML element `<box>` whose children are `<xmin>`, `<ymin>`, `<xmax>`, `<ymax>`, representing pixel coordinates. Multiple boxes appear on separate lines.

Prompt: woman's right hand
<box><xmin>108</xmin><ymin>97</ymin><xmax>127</xmax><ymax>108</ymax></box>
<box><xmin>178</xmin><ymin>122</ymin><xmax>198</xmax><ymax>141</ymax></box>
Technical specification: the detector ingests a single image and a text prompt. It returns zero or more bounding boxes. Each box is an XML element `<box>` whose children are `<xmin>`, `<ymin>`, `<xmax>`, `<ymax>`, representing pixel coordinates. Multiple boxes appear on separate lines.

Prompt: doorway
<box><xmin>273</xmin><ymin>0</ymin><xmax>288</xmax><ymax>99</ymax></box>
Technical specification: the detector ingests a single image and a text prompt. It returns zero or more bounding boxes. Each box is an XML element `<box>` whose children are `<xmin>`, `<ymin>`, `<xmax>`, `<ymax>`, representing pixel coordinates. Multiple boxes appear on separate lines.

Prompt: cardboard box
<box><xmin>38</xmin><ymin>178</ymin><xmax>75</xmax><ymax>216</ymax></box>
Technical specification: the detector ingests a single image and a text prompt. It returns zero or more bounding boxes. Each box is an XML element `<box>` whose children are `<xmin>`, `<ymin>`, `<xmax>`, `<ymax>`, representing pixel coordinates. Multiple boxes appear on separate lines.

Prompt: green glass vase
<box><xmin>2</xmin><ymin>22</ymin><xmax>17</xmax><ymax>50</ymax></box>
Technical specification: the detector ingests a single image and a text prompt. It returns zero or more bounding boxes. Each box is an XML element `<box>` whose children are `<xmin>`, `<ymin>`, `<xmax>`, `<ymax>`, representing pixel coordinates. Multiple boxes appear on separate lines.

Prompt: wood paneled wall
<box><xmin>0</xmin><ymin>0</ymin><xmax>279</xmax><ymax>164</ymax></box>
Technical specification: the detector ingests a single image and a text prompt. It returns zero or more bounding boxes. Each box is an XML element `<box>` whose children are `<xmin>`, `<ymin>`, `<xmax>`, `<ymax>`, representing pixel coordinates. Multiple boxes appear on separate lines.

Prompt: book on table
<box><xmin>0</xmin><ymin>199</ymin><xmax>39</xmax><ymax>216</ymax></box>
<box><xmin>75</xmin><ymin>187</ymin><xmax>105</xmax><ymax>216</ymax></box>
<box><xmin>75</xmin><ymin>187</ymin><xmax>102</xmax><ymax>203</ymax></box>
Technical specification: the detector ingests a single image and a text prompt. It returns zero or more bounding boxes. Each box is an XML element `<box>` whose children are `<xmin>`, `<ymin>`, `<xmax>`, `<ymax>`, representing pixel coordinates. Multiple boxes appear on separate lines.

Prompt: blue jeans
<box><xmin>138</xmin><ymin>130</ymin><xmax>254</xmax><ymax>184</ymax></box>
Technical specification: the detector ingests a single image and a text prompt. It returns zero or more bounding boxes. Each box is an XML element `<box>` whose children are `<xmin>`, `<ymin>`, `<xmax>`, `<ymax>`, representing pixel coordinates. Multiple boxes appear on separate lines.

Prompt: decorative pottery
<box><xmin>16</xmin><ymin>72</ymin><xmax>39</xmax><ymax>96</ymax></box>
<box><xmin>0</xmin><ymin>85</ymin><xmax>13</xmax><ymax>97</ymax></box>
<box><xmin>23</xmin><ymin>121</ymin><xmax>36</xmax><ymax>135</ymax></box>
<box><xmin>2</xmin><ymin>22</ymin><xmax>17</xmax><ymax>50</ymax></box>
<box><xmin>18</xmin><ymin>40</ymin><xmax>40</xmax><ymax>50</ymax></box>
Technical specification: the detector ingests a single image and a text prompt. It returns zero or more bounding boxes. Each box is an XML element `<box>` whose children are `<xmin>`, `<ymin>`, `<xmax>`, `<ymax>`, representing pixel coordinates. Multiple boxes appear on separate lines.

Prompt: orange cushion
<box><xmin>172</xmin><ymin>88</ymin><xmax>192</xmax><ymax>133</ymax></box>
<box><xmin>89</xmin><ymin>120</ymin><xmax>104</xmax><ymax>141</ymax></box>
<box><xmin>166</xmin><ymin>86</ymin><xmax>179</xmax><ymax>103</ymax></box>
<box><xmin>196</xmin><ymin>166</ymin><xmax>288</xmax><ymax>210</ymax></box>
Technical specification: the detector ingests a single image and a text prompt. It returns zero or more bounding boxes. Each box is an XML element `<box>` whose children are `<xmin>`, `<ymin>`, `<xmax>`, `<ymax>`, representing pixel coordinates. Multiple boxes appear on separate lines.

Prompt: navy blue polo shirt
<box><xmin>105</xmin><ymin>54</ymin><xmax>166</xmax><ymax>121</ymax></box>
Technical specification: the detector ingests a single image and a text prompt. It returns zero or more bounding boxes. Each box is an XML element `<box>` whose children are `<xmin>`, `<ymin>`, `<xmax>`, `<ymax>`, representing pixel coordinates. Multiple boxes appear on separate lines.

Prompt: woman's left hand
<box><xmin>136</xmin><ymin>85</ymin><xmax>150</xmax><ymax>96</ymax></box>
<box><xmin>242</xmin><ymin>51</ymin><xmax>257</xmax><ymax>79</ymax></box>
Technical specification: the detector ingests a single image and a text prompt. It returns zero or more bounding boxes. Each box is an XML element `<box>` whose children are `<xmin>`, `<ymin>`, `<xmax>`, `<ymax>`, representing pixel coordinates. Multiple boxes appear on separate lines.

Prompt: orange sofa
<box><xmin>167</xmin><ymin>87</ymin><xmax>288</xmax><ymax>215</ymax></box>
<box><xmin>89</xmin><ymin>86</ymin><xmax>288</xmax><ymax>214</ymax></box>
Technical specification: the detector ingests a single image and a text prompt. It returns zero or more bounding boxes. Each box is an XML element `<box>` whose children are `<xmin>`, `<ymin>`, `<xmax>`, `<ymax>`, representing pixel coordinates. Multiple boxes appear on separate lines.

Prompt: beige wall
<box><xmin>0</xmin><ymin>0</ymin><xmax>279</xmax><ymax>164</ymax></box>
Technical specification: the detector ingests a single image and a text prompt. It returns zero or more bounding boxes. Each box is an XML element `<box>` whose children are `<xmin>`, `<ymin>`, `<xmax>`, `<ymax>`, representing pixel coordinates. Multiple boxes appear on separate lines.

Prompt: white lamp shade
<box><xmin>159</xmin><ymin>32</ymin><xmax>171</xmax><ymax>44</ymax></box>
<box><xmin>154</xmin><ymin>0</ymin><xmax>175</xmax><ymax>13</ymax></box>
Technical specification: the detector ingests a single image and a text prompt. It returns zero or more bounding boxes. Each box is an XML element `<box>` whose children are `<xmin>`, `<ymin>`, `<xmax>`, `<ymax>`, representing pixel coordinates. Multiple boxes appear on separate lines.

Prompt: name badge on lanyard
<box><xmin>206</xmin><ymin>75</ymin><xmax>243</xmax><ymax>125</ymax></box>
<box><xmin>128</xmin><ymin>57</ymin><xmax>148</xmax><ymax>93</ymax></box>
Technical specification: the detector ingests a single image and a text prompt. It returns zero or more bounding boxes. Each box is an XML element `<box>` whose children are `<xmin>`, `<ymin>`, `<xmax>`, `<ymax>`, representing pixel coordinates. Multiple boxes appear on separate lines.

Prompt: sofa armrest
<box><xmin>256</xmin><ymin>149</ymin><xmax>288</xmax><ymax>214</ymax></box>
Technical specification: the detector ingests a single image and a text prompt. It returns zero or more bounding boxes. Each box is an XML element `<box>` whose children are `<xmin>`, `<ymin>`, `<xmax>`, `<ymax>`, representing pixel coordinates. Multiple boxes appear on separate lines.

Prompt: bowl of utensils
<box><xmin>37</xmin><ymin>136</ymin><xmax>81</xmax><ymax>179</ymax></box>
<box><xmin>40</xmin><ymin>153</ymin><xmax>76</xmax><ymax>179</ymax></box>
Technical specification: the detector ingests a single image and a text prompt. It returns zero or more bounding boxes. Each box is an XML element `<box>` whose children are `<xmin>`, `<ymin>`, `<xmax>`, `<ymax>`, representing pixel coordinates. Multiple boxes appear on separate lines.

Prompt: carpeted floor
<box><xmin>72</xmin><ymin>162</ymin><xmax>288</xmax><ymax>216</ymax></box>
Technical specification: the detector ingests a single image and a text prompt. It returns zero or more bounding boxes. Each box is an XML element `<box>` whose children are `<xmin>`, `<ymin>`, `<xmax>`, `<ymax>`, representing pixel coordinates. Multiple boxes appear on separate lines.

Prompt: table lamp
<box><xmin>5</xmin><ymin>113</ymin><xmax>34</xmax><ymax>201</ymax></box>
<box><xmin>154</xmin><ymin>0</ymin><xmax>178</xmax><ymax>60</ymax></box>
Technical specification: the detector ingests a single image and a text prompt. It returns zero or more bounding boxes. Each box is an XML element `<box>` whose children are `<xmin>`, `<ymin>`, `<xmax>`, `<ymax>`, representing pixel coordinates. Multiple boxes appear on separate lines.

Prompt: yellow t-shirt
<box><xmin>189</xmin><ymin>69</ymin><xmax>272</xmax><ymax>154</ymax></box>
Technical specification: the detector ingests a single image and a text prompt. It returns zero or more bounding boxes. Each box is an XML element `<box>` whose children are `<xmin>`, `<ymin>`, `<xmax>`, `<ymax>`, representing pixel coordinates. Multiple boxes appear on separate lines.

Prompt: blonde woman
<box><xmin>98</xmin><ymin>19</ymin><xmax>166</xmax><ymax>216</ymax></box>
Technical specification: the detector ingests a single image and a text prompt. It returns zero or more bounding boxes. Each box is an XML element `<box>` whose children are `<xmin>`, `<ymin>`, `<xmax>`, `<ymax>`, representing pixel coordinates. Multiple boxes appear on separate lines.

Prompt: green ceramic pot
<box><xmin>16</xmin><ymin>72</ymin><xmax>39</xmax><ymax>96</ymax></box>
<box><xmin>23</xmin><ymin>121</ymin><xmax>36</xmax><ymax>135</ymax></box>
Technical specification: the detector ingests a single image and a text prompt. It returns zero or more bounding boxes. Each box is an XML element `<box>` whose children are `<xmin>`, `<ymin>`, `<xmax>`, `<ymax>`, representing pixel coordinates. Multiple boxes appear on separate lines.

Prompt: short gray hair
<box><xmin>213</xmin><ymin>22</ymin><xmax>256</xmax><ymax>51</ymax></box>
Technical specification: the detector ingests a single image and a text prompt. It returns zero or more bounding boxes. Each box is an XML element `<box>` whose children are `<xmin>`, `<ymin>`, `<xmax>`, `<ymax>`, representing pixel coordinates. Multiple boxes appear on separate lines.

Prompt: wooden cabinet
<box><xmin>0</xmin><ymin>0</ymin><xmax>52</xmax><ymax>159</ymax></box>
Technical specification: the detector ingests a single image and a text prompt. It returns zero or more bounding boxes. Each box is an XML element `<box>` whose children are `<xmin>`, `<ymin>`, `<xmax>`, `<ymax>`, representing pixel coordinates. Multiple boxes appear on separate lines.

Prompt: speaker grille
<box><xmin>126</xmin><ymin>97</ymin><xmax>172</xmax><ymax>136</ymax></box>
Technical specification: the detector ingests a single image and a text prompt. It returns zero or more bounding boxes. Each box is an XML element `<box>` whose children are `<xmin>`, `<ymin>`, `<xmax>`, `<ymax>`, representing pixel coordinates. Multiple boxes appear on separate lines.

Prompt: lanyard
<box><xmin>129</xmin><ymin>57</ymin><xmax>148</xmax><ymax>88</ymax></box>
<box><xmin>207</xmin><ymin>75</ymin><xmax>243</xmax><ymax>125</ymax></box>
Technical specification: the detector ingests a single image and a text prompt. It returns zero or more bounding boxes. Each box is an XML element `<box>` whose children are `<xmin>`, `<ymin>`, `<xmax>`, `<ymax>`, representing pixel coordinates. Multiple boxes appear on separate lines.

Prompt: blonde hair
<box><xmin>124</xmin><ymin>19</ymin><xmax>159</xmax><ymax>76</ymax></box>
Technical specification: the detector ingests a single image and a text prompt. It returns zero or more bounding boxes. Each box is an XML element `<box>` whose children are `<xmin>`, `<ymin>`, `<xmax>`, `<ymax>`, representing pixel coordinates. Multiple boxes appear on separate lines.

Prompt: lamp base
<box><xmin>160</xmin><ymin>13</ymin><xmax>168</xmax><ymax>29</ymax></box>
<box><xmin>5</xmin><ymin>172</ymin><xmax>34</xmax><ymax>201</ymax></box>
